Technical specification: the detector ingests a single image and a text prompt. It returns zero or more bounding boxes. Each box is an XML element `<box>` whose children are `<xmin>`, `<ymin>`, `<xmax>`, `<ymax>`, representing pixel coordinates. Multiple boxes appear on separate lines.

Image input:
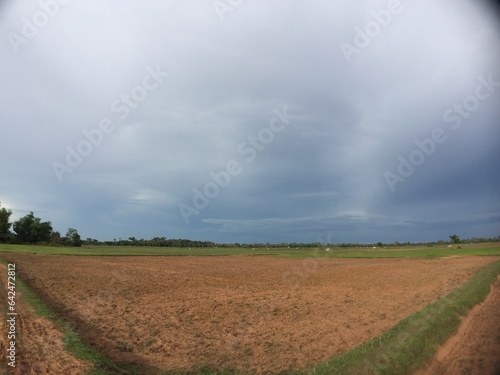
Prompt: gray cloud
<box><xmin>1</xmin><ymin>0</ymin><xmax>499</xmax><ymax>243</ymax></box>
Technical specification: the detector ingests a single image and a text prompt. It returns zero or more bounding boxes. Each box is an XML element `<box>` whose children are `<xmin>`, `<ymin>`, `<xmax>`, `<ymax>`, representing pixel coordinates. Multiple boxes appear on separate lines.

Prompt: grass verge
<box><xmin>0</xmin><ymin>243</ymin><xmax>499</xmax><ymax>258</ymax></box>
<box><xmin>302</xmin><ymin>259</ymin><xmax>500</xmax><ymax>375</ymax></box>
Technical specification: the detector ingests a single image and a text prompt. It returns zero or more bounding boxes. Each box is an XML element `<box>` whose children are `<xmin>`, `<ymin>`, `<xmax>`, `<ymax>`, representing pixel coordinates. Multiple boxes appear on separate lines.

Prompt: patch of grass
<box><xmin>61</xmin><ymin>324</ymin><xmax>109</xmax><ymax>364</ymax></box>
<box><xmin>13</xmin><ymin>275</ymin><xmax>57</xmax><ymax>320</ymax></box>
<box><xmin>301</xmin><ymin>259</ymin><xmax>500</xmax><ymax>375</ymax></box>
<box><xmin>0</xmin><ymin>244</ymin><xmax>283</xmax><ymax>257</ymax></box>
<box><xmin>0</xmin><ymin>243</ymin><xmax>499</xmax><ymax>258</ymax></box>
<box><xmin>317</xmin><ymin>246</ymin><xmax>500</xmax><ymax>259</ymax></box>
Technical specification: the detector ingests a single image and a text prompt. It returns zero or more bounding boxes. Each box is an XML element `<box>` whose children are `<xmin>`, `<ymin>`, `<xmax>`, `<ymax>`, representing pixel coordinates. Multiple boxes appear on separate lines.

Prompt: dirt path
<box><xmin>414</xmin><ymin>275</ymin><xmax>500</xmax><ymax>375</ymax></box>
<box><xmin>1</xmin><ymin>254</ymin><xmax>498</xmax><ymax>374</ymax></box>
<box><xmin>0</xmin><ymin>263</ymin><xmax>92</xmax><ymax>375</ymax></box>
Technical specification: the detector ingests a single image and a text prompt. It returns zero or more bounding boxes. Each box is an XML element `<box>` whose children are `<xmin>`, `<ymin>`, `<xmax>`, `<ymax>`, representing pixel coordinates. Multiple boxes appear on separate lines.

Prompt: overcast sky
<box><xmin>1</xmin><ymin>0</ymin><xmax>499</xmax><ymax>244</ymax></box>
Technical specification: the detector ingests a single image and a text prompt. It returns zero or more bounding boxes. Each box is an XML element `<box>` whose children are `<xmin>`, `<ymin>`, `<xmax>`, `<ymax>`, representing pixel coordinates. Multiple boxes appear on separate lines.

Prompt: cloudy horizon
<box><xmin>1</xmin><ymin>0</ymin><xmax>499</xmax><ymax>244</ymax></box>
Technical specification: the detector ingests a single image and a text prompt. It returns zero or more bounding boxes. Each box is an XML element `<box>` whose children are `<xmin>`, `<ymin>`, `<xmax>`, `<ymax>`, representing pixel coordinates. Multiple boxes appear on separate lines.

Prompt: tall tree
<box><xmin>0</xmin><ymin>203</ymin><xmax>12</xmax><ymax>242</ymax></box>
<box><xmin>50</xmin><ymin>231</ymin><xmax>62</xmax><ymax>245</ymax></box>
<box><xmin>13</xmin><ymin>212</ymin><xmax>52</xmax><ymax>244</ymax></box>
<box><xmin>66</xmin><ymin>228</ymin><xmax>82</xmax><ymax>247</ymax></box>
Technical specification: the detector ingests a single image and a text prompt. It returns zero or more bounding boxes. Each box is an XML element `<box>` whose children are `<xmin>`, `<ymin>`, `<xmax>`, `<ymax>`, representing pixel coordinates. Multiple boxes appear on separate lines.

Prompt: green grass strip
<box><xmin>302</xmin><ymin>259</ymin><xmax>500</xmax><ymax>375</ymax></box>
<box><xmin>0</xmin><ymin>243</ymin><xmax>499</xmax><ymax>258</ymax></box>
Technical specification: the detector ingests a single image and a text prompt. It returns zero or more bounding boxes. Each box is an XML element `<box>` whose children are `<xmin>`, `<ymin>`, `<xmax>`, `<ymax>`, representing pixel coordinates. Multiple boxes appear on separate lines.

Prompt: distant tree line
<box><xmin>0</xmin><ymin>203</ymin><xmax>82</xmax><ymax>246</ymax></box>
<box><xmin>1</xmin><ymin>203</ymin><xmax>499</xmax><ymax>248</ymax></box>
<box><xmin>88</xmin><ymin>237</ymin><xmax>217</xmax><ymax>248</ymax></box>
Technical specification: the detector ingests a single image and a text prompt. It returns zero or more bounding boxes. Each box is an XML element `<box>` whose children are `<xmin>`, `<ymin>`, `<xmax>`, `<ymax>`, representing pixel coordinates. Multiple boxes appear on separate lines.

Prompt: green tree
<box><xmin>13</xmin><ymin>212</ymin><xmax>52</xmax><ymax>244</ymax></box>
<box><xmin>0</xmin><ymin>203</ymin><xmax>13</xmax><ymax>242</ymax></box>
<box><xmin>50</xmin><ymin>231</ymin><xmax>62</xmax><ymax>245</ymax></box>
<box><xmin>449</xmin><ymin>234</ymin><xmax>461</xmax><ymax>244</ymax></box>
<box><xmin>66</xmin><ymin>228</ymin><xmax>82</xmax><ymax>247</ymax></box>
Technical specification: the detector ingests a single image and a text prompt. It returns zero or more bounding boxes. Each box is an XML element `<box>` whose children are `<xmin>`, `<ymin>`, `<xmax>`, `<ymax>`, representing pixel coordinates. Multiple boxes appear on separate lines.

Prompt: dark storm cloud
<box><xmin>1</xmin><ymin>0</ymin><xmax>499</xmax><ymax>243</ymax></box>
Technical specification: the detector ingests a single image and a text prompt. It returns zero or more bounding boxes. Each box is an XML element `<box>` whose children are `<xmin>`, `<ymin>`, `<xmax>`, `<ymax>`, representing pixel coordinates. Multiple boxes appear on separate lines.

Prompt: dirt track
<box><xmin>414</xmin><ymin>275</ymin><xmax>500</xmax><ymax>375</ymax></box>
<box><xmin>1</xmin><ymin>254</ymin><xmax>498</xmax><ymax>374</ymax></box>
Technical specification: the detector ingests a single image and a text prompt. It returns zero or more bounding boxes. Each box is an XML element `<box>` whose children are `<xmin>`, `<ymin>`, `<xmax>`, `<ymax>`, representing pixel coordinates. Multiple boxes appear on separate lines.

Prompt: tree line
<box><xmin>1</xmin><ymin>203</ymin><xmax>498</xmax><ymax>248</ymax></box>
<box><xmin>0</xmin><ymin>203</ymin><xmax>82</xmax><ymax>246</ymax></box>
<box><xmin>92</xmin><ymin>237</ymin><xmax>217</xmax><ymax>247</ymax></box>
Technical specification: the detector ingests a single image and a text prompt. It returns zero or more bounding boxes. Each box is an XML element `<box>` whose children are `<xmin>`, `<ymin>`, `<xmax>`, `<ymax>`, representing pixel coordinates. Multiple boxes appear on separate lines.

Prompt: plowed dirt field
<box><xmin>1</xmin><ymin>254</ymin><xmax>498</xmax><ymax>374</ymax></box>
<box><xmin>0</xmin><ymin>263</ymin><xmax>92</xmax><ymax>375</ymax></box>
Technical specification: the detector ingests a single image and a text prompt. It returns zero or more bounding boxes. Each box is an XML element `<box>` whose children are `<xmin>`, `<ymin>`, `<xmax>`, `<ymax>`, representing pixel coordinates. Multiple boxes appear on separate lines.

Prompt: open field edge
<box><xmin>0</xmin><ymin>257</ymin><xmax>147</xmax><ymax>375</ymax></box>
<box><xmin>0</xmin><ymin>243</ymin><xmax>499</xmax><ymax>258</ymax></box>
<box><xmin>301</xmin><ymin>259</ymin><xmax>500</xmax><ymax>375</ymax></box>
<box><xmin>0</xmin><ymin>256</ymin><xmax>499</xmax><ymax>374</ymax></box>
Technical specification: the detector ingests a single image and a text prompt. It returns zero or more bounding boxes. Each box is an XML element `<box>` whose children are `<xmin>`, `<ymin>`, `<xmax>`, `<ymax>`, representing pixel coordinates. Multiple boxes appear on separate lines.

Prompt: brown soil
<box><xmin>0</xmin><ymin>263</ymin><xmax>92</xmax><ymax>375</ymax></box>
<box><xmin>413</xmin><ymin>275</ymin><xmax>500</xmax><ymax>375</ymax></box>
<box><xmin>0</xmin><ymin>254</ymin><xmax>498</xmax><ymax>374</ymax></box>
